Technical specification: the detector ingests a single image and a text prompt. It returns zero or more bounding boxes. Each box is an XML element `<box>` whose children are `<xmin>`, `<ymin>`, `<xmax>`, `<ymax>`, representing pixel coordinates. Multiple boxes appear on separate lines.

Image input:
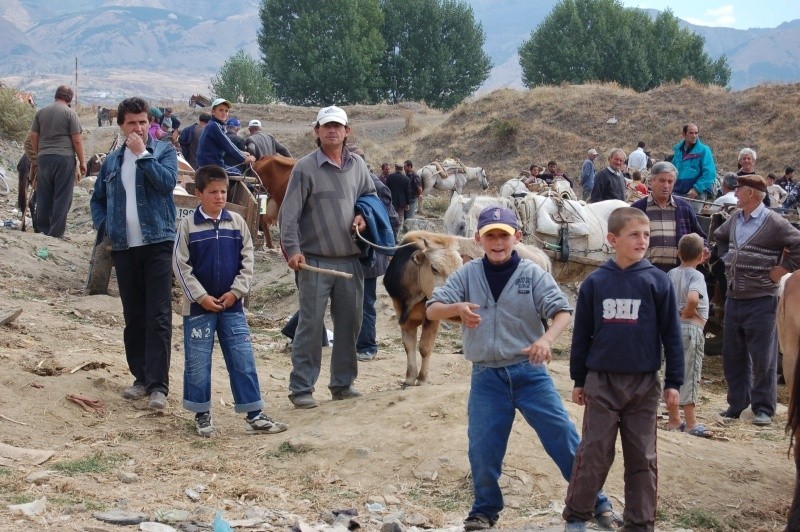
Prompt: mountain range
<box><xmin>0</xmin><ymin>0</ymin><xmax>798</xmax><ymax>105</ymax></box>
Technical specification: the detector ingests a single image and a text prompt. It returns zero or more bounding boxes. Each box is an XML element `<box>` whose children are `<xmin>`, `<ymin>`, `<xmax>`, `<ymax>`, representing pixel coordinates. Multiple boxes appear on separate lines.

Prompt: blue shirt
<box><xmin>734</xmin><ymin>203</ymin><xmax>768</xmax><ymax>248</ymax></box>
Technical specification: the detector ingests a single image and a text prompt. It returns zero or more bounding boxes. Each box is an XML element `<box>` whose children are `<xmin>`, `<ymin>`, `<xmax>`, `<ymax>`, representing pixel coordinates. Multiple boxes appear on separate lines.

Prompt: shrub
<box><xmin>0</xmin><ymin>87</ymin><xmax>36</xmax><ymax>141</ymax></box>
<box><xmin>491</xmin><ymin>118</ymin><xmax>520</xmax><ymax>144</ymax></box>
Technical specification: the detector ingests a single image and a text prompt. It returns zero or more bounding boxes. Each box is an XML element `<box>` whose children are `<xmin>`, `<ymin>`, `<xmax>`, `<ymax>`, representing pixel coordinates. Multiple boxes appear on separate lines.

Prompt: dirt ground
<box><xmin>0</xmin><ymin>98</ymin><xmax>795</xmax><ymax>531</ymax></box>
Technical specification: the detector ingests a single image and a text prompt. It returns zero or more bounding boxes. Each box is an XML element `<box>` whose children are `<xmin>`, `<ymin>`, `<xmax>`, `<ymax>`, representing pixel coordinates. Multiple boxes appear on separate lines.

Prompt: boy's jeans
<box><xmin>467</xmin><ymin>361</ymin><xmax>611</xmax><ymax>521</ymax></box>
<box><xmin>182</xmin><ymin>311</ymin><xmax>264</xmax><ymax>414</ymax></box>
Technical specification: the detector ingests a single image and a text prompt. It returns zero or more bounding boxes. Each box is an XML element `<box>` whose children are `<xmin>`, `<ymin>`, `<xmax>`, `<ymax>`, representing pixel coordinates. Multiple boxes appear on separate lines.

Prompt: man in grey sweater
<box><xmin>715</xmin><ymin>174</ymin><xmax>800</xmax><ymax>426</ymax></box>
<box><xmin>279</xmin><ymin>106</ymin><xmax>376</xmax><ymax>409</ymax></box>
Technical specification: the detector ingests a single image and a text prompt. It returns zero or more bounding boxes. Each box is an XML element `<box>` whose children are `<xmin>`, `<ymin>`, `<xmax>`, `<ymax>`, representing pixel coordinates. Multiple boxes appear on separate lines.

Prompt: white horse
<box><xmin>443</xmin><ymin>193</ymin><xmax>514</xmax><ymax>238</ymax></box>
<box><xmin>418</xmin><ymin>162</ymin><xmax>489</xmax><ymax>212</ymax></box>
<box><xmin>500</xmin><ymin>176</ymin><xmax>577</xmax><ymax>201</ymax></box>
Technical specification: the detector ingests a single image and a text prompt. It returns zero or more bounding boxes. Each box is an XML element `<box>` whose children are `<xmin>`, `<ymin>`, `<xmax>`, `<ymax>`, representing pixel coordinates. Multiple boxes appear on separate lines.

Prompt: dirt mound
<box><xmin>0</xmin><ymin>86</ymin><xmax>796</xmax><ymax>530</ymax></box>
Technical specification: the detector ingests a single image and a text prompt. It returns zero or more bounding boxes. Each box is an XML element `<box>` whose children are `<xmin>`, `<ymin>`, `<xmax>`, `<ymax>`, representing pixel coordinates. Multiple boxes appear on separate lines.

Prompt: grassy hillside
<box><xmin>406</xmin><ymin>80</ymin><xmax>800</xmax><ymax>187</ymax></box>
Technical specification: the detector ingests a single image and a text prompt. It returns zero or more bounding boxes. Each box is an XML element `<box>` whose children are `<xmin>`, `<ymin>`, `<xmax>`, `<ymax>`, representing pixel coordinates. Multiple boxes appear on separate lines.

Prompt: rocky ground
<box><xmin>0</xmin><ymin>94</ymin><xmax>796</xmax><ymax>531</ymax></box>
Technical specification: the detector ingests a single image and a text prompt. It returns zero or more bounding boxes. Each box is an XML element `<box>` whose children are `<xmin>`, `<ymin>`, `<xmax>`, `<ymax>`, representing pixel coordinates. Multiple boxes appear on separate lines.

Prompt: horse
<box><xmin>15</xmin><ymin>91</ymin><xmax>35</xmax><ymax>107</ymax></box>
<box><xmin>501</xmin><ymin>177</ymin><xmax>577</xmax><ymax>201</ymax></box>
<box><xmin>250</xmin><ymin>154</ymin><xmax>296</xmax><ymax>249</ymax></box>
<box><xmin>417</xmin><ymin>160</ymin><xmax>489</xmax><ymax>213</ymax></box>
<box><xmin>443</xmin><ymin>193</ymin><xmax>514</xmax><ymax>238</ymax></box>
<box><xmin>189</xmin><ymin>94</ymin><xmax>211</xmax><ymax>108</ymax></box>
<box><xmin>98</xmin><ymin>107</ymin><xmax>117</xmax><ymax>126</ymax></box>
<box><xmin>779</xmin><ymin>271</ymin><xmax>800</xmax><ymax>530</ymax></box>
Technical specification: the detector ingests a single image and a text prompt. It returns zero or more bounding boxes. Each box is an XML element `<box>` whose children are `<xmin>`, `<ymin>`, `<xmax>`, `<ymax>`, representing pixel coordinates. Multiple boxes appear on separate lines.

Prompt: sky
<box><xmin>617</xmin><ymin>1</ymin><xmax>800</xmax><ymax>29</ymax></box>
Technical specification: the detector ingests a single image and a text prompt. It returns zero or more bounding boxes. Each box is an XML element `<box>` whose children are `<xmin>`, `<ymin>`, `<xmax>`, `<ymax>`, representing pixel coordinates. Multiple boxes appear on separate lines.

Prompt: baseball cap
<box><xmin>316</xmin><ymin>105</ymin><xmax>348</xmax><ymax>126</ymax></box>
<box><xmin>248</xmin><ymin>119</ymin><xmax>261</xmax><ymax>128</ymax></box>
<box><xmin>588</xmin><ymin>149</ymin><xmax>599</xmax><ymax>156</ymax></box>
<box><xmin>737</xmin><ymin>174</ymin><xmax>767</xmax><ymax>193</ymax></box>
<box><xmin>394</xmin><ymin>162</ymin><xmax>404</xmax><ymax>169</ymax></box>
<box><xmin>211</xmin><ymin>98</ymin><xmax>232</xmax><ymax>108</ymax></box>
<box><xmin>225</xmin><ymin>118</ymin><xmax>240</xmax><ymax>127</ymax></box>
<box><xmin>477</xmin><ymin>206</ymin><xmax>519</xmax><ymax>236</ymax></box>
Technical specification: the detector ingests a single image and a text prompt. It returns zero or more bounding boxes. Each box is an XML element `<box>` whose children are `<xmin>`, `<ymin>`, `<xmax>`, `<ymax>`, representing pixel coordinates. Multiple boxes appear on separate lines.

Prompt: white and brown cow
<box><xmin>778</xmin><ymin>270</ymin><xmax>800</xmax><ymax>530</ymax></box>
<box><xmin>383</xmin><ymin>231</ymin><xmax>463</xmax><ymax>386</ymax></box>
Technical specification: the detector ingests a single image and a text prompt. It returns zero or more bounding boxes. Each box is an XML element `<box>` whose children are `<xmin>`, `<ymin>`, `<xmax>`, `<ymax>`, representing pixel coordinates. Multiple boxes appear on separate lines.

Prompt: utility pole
<box><xmin>75</xmin><ymin>57</ymin><xmax>78</xmax><ymax>106</ymax></box>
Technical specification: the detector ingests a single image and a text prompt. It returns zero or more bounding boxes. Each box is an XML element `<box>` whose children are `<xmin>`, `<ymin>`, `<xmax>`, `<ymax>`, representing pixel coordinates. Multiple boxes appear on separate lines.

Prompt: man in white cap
<box><xmin>245</xmin><ymin>119</ymin><xmax>292</xmax><ymax>160</ymax></box>
<box><xmin>279</xmin><ymin>105</ymin><xmax>376</xmax><ymax>409</ymax></box>
<box><xmin>196</xmin><ymin>98</ymin><xmax>255</xmax><ymax>175</ymax></box>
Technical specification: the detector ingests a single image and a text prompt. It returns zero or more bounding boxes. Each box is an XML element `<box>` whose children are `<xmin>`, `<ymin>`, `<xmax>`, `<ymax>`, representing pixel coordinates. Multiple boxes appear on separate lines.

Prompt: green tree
<box><xmin>210</xmin><ymin>50</ymin><xmax>275</xmax><ymax>104</ymax></box>
<box><xmin>380</xmin><ymin>0</ymin><xmax>491</xmax><ymax>109</ymax></box>
<box><xmin>258</xmin><ymin>0</ymin><xmax>385</xmax><ymax>105</ymax></box>
<box><xmin>518</xmin><ymin>0</ymin><xmax>730</xmax><ymax>92</ymax></box>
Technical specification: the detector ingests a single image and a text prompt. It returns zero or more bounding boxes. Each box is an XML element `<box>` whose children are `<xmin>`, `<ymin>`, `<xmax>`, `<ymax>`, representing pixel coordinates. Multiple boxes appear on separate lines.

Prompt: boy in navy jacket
<box><xmin>563</xmin><ymin>207</ymin><xmax>684</xmax><ymax>531</ymax></box>
<box><xmin>173</xmin><ymin>165</ymin><xmax>287</xmax><ymax>437</ymax></box>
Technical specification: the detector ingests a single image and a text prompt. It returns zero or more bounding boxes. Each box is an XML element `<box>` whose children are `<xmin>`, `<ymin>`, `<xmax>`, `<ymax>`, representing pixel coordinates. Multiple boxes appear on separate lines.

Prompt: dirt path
<box><xmin>0</xmin><ymin>106</ymin><xmax>795</xmax><ymax>531</ymax></box>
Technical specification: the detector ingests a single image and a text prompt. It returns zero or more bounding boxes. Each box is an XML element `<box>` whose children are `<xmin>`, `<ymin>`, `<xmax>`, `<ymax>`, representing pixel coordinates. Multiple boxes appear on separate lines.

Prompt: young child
<box><xmin>173</xmin><ymin>165</ymin><xmax>288</xmax><ymax>437</ymax></box>
<box><xmin>563</xmin><ymin>207</ymin><xmax>684</xmax><ymax>531</ymax></box>
<box><xmin>426</xmin><ymin>206</ymin><xmax>617</xmax><ymax>531</ymax></box>
<box><xmin>664</xmin><ymin>233</ymin><xmax>711</xmax><ymax>437</ymax></box>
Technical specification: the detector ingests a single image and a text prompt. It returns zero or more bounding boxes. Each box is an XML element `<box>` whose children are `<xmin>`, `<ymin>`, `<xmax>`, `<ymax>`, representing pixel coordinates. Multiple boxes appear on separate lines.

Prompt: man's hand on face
<box><xmin>126</xmin><ymin>132</ymin><xmax>146</xmax><ymax>155</ymax></box>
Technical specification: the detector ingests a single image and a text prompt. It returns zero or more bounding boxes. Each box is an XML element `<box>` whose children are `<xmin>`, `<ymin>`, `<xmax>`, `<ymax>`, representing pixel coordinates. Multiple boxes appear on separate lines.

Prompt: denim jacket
<box><xmin>90</xmin><ymin>138</ymin><xmax>178</xmax><ymax>251</ymax></box>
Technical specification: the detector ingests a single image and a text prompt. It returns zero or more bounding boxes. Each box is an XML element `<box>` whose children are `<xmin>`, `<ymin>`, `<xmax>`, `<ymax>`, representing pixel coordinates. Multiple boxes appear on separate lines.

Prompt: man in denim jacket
<box><xmin>90</xmin><ymin>97</ymin><xmax>178</xmax><ymax>410</ymax></box>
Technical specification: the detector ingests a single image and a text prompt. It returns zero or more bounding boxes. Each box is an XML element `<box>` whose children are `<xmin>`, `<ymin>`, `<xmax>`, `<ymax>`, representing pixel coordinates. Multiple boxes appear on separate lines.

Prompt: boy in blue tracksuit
<box><xmin>426</xmin><ymin>206</ymin><xmax>617</xmax><ymax>531</ymax></box>
<box><xmin>173</xmin><ymin>165</ymin><xmax>287</xmax><ymax>437</ymax></box>
<box><xmin>563</xmin><ymin>207</ymin><xmax>684</xmax><ymax>531</ymax></box>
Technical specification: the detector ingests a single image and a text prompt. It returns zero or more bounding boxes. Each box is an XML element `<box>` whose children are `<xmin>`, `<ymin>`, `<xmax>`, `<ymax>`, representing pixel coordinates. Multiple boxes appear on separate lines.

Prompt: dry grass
<box><xmin>408</xmin><ymin>80</ymin><xmax>800</xmax><ymax>189</ymax></box>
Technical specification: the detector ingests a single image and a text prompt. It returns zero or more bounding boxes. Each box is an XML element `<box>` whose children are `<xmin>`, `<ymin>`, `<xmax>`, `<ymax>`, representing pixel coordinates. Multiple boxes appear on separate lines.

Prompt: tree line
<box><xmin>211</xmin><ymin>0</ymin><xmax>730</xmax><ymax>109</ymax></box>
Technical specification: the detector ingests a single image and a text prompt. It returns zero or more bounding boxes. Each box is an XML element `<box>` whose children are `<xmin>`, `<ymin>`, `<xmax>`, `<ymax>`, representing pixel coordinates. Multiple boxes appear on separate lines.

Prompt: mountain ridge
<box><xmin>1</xmin><ymin>1</ymin><xmax>797</xmax><ymax>104</ymax></box>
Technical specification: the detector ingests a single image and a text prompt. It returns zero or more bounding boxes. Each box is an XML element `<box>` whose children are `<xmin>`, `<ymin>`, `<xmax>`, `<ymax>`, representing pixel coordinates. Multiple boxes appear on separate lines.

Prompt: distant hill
<box><xmin>0</xmin><ymin>0</ymin><xmax>798</xmax><ymax>104</ymax></box>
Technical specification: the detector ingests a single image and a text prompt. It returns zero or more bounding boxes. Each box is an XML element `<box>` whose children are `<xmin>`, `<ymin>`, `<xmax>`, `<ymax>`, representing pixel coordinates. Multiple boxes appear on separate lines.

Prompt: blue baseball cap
<box><xmin>225</xmin><ymin>118</ymin><xmax>240</xmax><ymax>127</ymax></box>
<box><xmin>477</xmin><ymin>206</ymin><xmax>519</xmax><ymax>236</ymax></box>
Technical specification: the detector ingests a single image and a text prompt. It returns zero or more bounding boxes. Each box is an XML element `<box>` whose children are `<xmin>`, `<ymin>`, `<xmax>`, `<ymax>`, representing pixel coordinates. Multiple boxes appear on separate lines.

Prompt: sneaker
<box><xmin>565</xmin><ymin>521</ymin><xmax>587</xmax><ymax>532</ymax></box>
<box><xmin>718</xmin><ymin>407</ymin><xmax>741</xmax><ymax>421</ymax></box>
<box><xmin>289</xmin><ymin>394</ymin><xmax>318</xmax><ymax>409</ymax></box>
<box><xmin>246</xmin><ymin>412</ymin><xmax>288</xmax><ymax>434</ymax></box>
<box><xmin>753</xmin><ymin>410</ymin><xmax>773</xmax><ymax>426</ymax></box>
<box><xmin>147</xmin><ymin>391</ymin><xmax>167</xmax><ymax>410</ymax></box>
<box><xmin>195</xmin><ymin>412</ymin><xmax>215</xmax><ymax>437</ymax></box>
<box><xmin>357</xmin><ymin>351</ymin><xmax>376</xmax><ymax>362</ymax></box>
<box><xmin>463</xmin><ymin>514</ymin><xmax>494</xmax><ymax>531</ymax></box>
<box><xmin>331</xmin><ymin>386</ymin><xmax>363</xmax><ymax>400</ymax></box>
<box><xmin>326</xmin><ymin>329</ymin><xmax>334</xmax><ymax>344</ymax></box>
<box><xmin>122</xmin><ymin>384</ymin><xmax>146</xmax><ymax>400</ymax></box>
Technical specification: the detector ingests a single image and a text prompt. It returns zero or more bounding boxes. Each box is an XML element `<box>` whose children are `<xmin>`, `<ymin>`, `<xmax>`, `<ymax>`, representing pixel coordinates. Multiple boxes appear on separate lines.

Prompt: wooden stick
<box><xmin>0</xmin><ymin>414</ymin><xmax>28</xmax><ymax>426</ymax></box>
<box><xmin>299</xmin><ymin>263</ymin><xmax>353</xmax><ymax>279</ymax></box>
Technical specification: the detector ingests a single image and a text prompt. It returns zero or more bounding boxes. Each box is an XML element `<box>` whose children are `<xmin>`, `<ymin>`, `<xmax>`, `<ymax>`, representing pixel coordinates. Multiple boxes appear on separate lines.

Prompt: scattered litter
<box><xmin>213</xmin><ymin>511</ymin><xmax>234</xmax><ymax>532</ymax></box>
<box><xmin>66</xmin><ymin>394</ymin><xmax>107</xmax><ymax>417</ymax></box>
<box><xmin>93</xmin><ymin>510</ymin><xmax>150</xmax><ymax>525</ymax></box>
<box><xmin>0</xmin><ymin>442</ymin><xmax>54</xmax><ymax>468</ymax></box>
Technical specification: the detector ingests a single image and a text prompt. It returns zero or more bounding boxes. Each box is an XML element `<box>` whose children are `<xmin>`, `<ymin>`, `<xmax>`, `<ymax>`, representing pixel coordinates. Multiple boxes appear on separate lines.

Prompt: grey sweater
<box><xmin>715</xmin><ymin>209</ymin><xmax>800</xmax><ymax>299</ymax></box>
<box><xmin>280</xmin><ymin>149</ymin><xmax>375</xmax><ymax>259</ymax></box>
<box><xmin>427</xmin><ymin>259</ymin><xmax>572</xmax><ymax>367</ymax></box>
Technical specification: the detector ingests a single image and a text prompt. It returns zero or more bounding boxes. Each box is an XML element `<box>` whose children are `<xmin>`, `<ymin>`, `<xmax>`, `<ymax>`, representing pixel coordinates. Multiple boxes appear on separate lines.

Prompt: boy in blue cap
<box><xmin>426</xmin><ymin>206</ymin><xmax>617</xmax><ymax>531</ymax></box>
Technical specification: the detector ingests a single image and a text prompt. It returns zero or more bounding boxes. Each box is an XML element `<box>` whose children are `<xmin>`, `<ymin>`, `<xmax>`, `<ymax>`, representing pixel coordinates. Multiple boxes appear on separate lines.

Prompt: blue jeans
<box><xmin>467</xmin><ymin>361</ymin><xmax>611</xmax><ymax>521</ymax></box>
<box><xmin>356</xmin><ymin>277</ymin><xmax>378</xmax><ymax>355</ymax></box>
<box><xmin>182</xmin><ymin>311</ymin><xmax>264</xmax><ymax>414</ymax></box>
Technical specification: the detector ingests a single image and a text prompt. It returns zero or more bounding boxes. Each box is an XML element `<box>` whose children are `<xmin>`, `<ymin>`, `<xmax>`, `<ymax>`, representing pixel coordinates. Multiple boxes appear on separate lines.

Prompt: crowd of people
<box><xmin>23</xmin><ymin>88</ymin><xmax>800</xmax><ymax>531</ymax></box>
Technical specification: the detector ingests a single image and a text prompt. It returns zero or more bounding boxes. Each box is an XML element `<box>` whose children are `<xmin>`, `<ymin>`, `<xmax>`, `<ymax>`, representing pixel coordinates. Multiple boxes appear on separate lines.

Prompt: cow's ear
<box><xmin>411</xmin><ymin>250</ymin><xmax>426</xmax><ymax>266</ymax></box>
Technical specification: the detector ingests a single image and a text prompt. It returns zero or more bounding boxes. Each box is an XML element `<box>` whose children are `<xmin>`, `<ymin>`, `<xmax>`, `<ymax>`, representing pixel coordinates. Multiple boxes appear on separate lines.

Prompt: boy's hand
<box><xmin>217</xmin><ymin>291</ymin><xmax>237</xmax><ymax>310</ymax></box>
<box><xmin>199</xmin><ymin>294</ymin><xmax>224</xmax><ymax>313</ymax></box>
<box><xmin>522</xmin><ymin>338</ymin><xmax>553</xmax><ymax>365</ymax></box>
<box><xmin>572</xmin><ymin>387</ymin><xmax>586</xmax><ymax>406</ymax></box>
<box><xmin>663</xmin><ymin>387</ymin><xmax>679</xmax><ymax>408</ymax></box>
<box><xmin>458</xmin><ymin>303</ymin><xmax>482</xmax><ymax>328</ymax></box>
